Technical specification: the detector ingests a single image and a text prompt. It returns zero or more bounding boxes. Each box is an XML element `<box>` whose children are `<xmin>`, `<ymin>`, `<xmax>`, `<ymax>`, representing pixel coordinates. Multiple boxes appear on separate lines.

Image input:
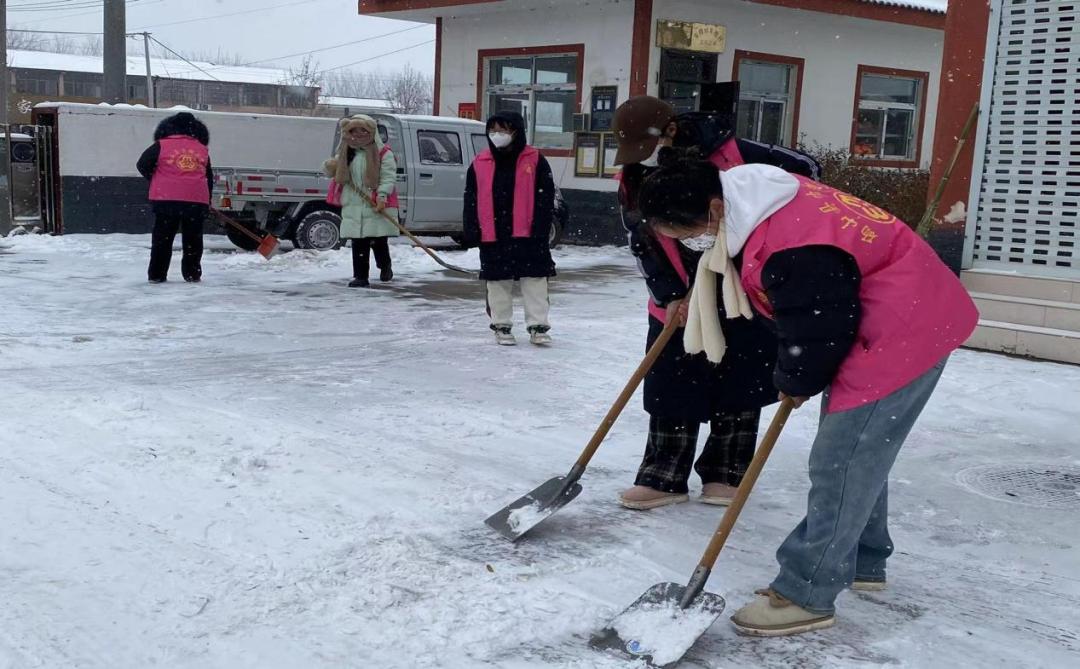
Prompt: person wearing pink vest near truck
<box><xmin>136</xmin><ymin>112</ymin><xmax>214</xmax><ymax>283</ymax></box>
<box><xmin>323</xmin><ymin>115</ymin><xmax>400</xmax><ymax>288</ymax></box>
<box><xmin>462</xmin><ymin>112</ymin><xmax>556</xmax><ymax>346</ymax></box>
<box><xmin>639</xmin><ymin>149</ymin><xmax>978</xmax><ymax>637</ymax></box>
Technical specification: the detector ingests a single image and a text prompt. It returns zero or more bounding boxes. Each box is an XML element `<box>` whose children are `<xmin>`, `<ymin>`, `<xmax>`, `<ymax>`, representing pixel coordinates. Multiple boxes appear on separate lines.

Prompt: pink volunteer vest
<box><xmin>739</xmin><ymin>177</ymin><xmax>978</xmax><ymax>413</ymax></box>
<box><xmin>473</xmin><ymin>147</ymin><xmax>539</xmax><ymax>243</ymax></box>
<box><xmin>149</xmin><ymin>135</ymin><xmax>210</xmax><ymax>205</ymax></box>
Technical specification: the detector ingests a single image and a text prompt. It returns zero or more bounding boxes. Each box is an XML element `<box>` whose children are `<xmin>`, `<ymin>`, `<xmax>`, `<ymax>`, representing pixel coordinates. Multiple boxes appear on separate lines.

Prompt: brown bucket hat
<box><xmin>612</xmin><ymin>96</ymin><xmax>677</xmax><ymax>165</ymax></box>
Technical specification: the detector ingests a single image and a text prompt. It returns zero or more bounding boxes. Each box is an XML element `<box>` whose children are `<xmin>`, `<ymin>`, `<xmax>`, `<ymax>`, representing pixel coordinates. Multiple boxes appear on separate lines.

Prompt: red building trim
<box><xmin>360</xmin><ymin>0</ymin><xmax>945</xmax><ymax>30</ymax></box>
<box><xmin>629</xmin><ymin>0</ymin><xmax>653</xmax><ymax>97</ymax></box>
<box><xmin>747</xmin><ymin>0</ymin><xmax>945</xmax><ymax>30</ymax></box>
<box><xmin>359</xmin><ymin>0</ymin><xmax>496</xmax><ymax>13</ymax></box>
<box><xmin>475</xmin><ymin>43</ymin><xmax>586</xmax><ymax>157</ymax></box>
<box><xmin>849</xmin><ymin>64</ymin><xmax>930</xmax><ymax>169</ymax></box>
<box><xmin>927</xmin><ymin>0</ymin><xmax>990</xmax><ymax>234</ymax></box>
<box><xmin>433</xmin><ymin>17</ymin><xmax>443</xmax><ymax>115</ymax></box>
<box><xmin>731</xmin><ymin>50</ymin><xmax>805</xmax><ymax>147</ymax></box>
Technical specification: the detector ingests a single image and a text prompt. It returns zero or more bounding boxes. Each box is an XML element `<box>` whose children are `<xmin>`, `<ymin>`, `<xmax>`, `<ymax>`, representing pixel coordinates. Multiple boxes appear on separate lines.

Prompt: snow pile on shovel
<box><xmin>610</xmin><ymin>598</ymin><xmax>722</xmax><ymax>666</ymax></box>
<box><xmin>506</xmin><ymin>501</ymin><xmax>552</xmax><ymax>532</ymax></box>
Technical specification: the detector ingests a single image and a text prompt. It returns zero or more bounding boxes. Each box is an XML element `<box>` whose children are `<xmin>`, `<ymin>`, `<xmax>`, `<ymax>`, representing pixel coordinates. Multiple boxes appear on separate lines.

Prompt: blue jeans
<box><xmin>770</xmin><ymin>356</ymin><xmax>948</xmax><ymax>614</ymax></box>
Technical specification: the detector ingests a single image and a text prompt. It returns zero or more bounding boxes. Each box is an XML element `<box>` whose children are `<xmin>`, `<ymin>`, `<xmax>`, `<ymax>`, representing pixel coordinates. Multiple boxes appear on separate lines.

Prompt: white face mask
<box><xmin>678</xmin><ymin>210</ymin><xmax>720</xmax><ymax>253</ymax></box>
<box><xmin>679</xmin><ymin>233</ymin><xmax>718</xmax><ymax>253</ymax></box>
<box><xmin>489</xmin><ymin>132</ymin><xmax>513</xmax><ymax>149</ymax></box>
<box><xmin>639</xmin><ymin>143</ymin><xmax>662</xmax><ymax>167</ymax></box>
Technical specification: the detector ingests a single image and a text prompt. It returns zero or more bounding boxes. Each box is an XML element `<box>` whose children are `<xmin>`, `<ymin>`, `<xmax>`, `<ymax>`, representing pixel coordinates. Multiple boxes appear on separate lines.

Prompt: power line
<box><xmin>320</xmin><ymin>39</ymin><xmax>435</xmax><ymax>74</ymax></box>
<box><xmin>9</xmin><ymin>0</ymin><xmax>150</xmax><ymax>12</ymax></box>
<box><xmin>233</xmin><ymin>24</ymin><xmax>427</xmax><ymax>68</ymax></box>
<box><xmin>7</xmin><ymin>28</ymin><xmax>103</xmax><ymax>34</ymax></box>
<box><xmin>132</xmin><ymin>0</ymin><xmax>330</xmax><ymax>30</ymax></box>
<box><xmin>11</xmin><ymin>0</ymin><xmax>164</xmax><ymax>26</ymax></box>
<box><xmin>149</xmin><ymin>35</ymin><xmax>220</xmax><ymax>81</ymax></box>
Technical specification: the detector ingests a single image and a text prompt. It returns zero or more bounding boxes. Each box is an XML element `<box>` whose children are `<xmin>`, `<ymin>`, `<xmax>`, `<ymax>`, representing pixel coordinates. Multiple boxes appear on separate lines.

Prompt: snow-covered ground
<box><xmin>1</xmin><ymin>234</ymin><xmax>1078</xmax><ymax>669</ymax></box>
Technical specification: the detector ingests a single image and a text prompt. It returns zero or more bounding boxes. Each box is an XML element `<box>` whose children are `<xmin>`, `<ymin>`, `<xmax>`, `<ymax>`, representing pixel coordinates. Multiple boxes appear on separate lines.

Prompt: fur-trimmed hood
<box><xmin>323</xmin><ymin>114</ymin><xmax>384</xmax><ymax>187</ymax></box>
<box><xmin>154</xmin><ymin>112</ymin><xmax>210</xmax><ymax>145</ymax></box>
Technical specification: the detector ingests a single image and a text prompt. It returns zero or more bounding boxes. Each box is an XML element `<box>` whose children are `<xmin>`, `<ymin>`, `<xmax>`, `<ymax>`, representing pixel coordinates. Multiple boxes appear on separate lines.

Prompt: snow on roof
<box><xmin>318</xmin><ymin>95</ymin><xmax>393</xmax><ymax>109</ymax></box>
<box><xmin>862</xmin><ymin>0</ymin><xmax>947</xmax><ymax>13</ymax></box>
<box><xmin>7</xmin><ymin>49</ymin><xmax>305</xmax><ymax>87</ymax></box>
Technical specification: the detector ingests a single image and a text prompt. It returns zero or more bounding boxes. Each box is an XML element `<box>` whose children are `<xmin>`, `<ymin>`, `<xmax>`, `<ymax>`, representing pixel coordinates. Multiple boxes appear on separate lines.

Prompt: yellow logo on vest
<box><xmin>166</xmin><ymin>148</ymin><xmax>203</xmax><ymax>173</ymax></box>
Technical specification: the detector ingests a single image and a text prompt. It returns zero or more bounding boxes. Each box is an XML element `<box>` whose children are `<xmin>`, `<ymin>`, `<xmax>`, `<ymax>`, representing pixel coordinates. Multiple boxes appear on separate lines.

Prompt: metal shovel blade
<box><xmin>590</xmin><ymin>583</ymin><xmax>726</xmax><ymax>668</ymax></box>
<box><xmin>483</xmin><ymin>475</ymin><xmax>583</xmax><ymax>541</ymax></box>
<box><xmin>257</xmin><ymin>235</ymin><xmax>280</xmax><ymax>259</ymax></box>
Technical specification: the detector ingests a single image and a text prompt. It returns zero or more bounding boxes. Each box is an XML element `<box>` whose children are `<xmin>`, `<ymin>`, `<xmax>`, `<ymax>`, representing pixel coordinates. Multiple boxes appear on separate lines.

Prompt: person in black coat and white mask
<box><xmin>463</xmin><ymin>112</ymin><xmax>557</xmax><ymax>346</ymax></box>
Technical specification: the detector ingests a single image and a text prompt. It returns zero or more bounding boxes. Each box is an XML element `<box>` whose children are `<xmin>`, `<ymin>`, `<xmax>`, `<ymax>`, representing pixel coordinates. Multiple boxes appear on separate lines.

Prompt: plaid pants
<box><xmin>634</xmin><ymin>410</ymin><xmax>761</xmax><ymax>494</ymax></box>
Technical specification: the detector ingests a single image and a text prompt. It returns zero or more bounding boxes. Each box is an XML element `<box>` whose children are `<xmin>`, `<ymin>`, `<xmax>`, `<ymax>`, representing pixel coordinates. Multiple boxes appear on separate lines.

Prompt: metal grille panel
<box><xmin>973</xmin><ymin>0</ymin><xmax>1080</xmax><ymax>276</ymax></box>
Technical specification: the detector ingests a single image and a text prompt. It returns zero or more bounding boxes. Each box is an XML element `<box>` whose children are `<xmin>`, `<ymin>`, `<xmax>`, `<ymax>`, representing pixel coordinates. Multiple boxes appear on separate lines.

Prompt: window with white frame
<box><xmin>482</xmin><ymin>50</ymin><xmax>580</xmax><ymax>150</ymax></box>
<box><xmin>735</xmin><ymin>56</ymin><xmax>800</xmax><ymax>146</ymax></box>
<box><xmin>853</xmin><ymin>71</ymin><xmax>925</xmax><ymax>162</ymax></box>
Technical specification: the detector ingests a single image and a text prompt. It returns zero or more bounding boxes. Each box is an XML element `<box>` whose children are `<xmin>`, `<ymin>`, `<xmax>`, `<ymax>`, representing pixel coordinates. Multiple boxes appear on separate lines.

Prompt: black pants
<box><xmin>634</xmin><ymin>411</ymin><xmax>761</xmax><ymax>494</ymax></box>
<box><xmin>351</xmin><ymin>237</ymin><xmax>391</xmax><ymax>279</ymax></box>
<box><xmin>148</xmin><ymin>203</ymin><xmax>206</xmax><ymax>282</ymax></box>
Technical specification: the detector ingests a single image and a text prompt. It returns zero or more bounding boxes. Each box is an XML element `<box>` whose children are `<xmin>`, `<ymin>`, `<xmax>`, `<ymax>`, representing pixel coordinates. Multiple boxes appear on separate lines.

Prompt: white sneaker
<box><xmin>493</xmin><ymin>327</ymin><xmax>516</xmax><ymax>346</ymax></box>
<box><xmin>529</xmin><ymin>329</ymin><xmax>552</xmax><ymax>346</ymax></box>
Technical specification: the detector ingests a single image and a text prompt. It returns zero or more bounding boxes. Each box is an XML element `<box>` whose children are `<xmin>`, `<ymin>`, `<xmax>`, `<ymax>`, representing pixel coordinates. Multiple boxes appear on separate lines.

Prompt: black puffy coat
<box><xmin>462</xmin><ymin>112</ymin><xmax>556</xmax><ymax>281</ymax></box>
<box><xmin>624</xmin><ymin>203</ymin><xmax>778</xmax><ymax>420</ymax></box>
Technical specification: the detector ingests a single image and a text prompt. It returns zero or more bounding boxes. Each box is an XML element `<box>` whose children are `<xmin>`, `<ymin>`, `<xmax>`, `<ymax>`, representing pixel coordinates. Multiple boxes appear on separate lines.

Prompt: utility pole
<box><xmin>103</xmin><ymin>0</ymin><xmax>126</xmax><ymax>104</ymax></box>
<box><xmin>142</xmin><ymin>32</ymin><xmax>155</xmax><ymax>107</ymax></box>
<box><xmin>1</xmin><ymin>0</ymin><xmax>9</xmax><ymax>123</ymax></box>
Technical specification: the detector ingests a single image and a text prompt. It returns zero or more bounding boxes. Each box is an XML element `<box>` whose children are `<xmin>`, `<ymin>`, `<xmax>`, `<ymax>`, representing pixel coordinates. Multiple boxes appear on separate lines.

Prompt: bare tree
<box><xmin>7</xmin><ymin>31</ymin><xmax>47</xmax><ymax>51</ymax></box>
<box><xmin>278</xmin><ymin>54</ymin><xmax>322</xmax><ymax>113</ymax></box>
<box><xmin>78</xmin><ymin>35</ymin><xmax>103</xmax><ymax>57</ymax></box>
<box><xmin>381</xmin><ymin>64</ymin><xmax>432</xmax><ymax>114</ymax></box>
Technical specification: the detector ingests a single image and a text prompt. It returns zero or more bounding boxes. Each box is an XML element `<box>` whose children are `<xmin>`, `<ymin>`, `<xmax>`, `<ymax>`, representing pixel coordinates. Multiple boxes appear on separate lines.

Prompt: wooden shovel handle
<box><xmin>573</xmin><ymin>304</ymin><xmax>686</xmax><ymax>469</ymax></box>
<box><xmin>355</xmin><ymin>186</ymin><xmax>477</xmax><ymax>277</ymax></box>
<box><xmin>698</xmin><ymin>398</ymin><xmax>795</xmax><ymax>569</ymax></box>
<box><xmin>212</xmin><ymin>209</ymin><xmax>264</xmax><ymax>243</ymax></box>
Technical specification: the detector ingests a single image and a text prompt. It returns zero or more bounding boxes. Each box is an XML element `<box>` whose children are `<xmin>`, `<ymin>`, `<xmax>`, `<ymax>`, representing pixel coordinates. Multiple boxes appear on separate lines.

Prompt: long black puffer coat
<box><xmin>462</xmin><ymin>112</ymin><xmax>556</xmax><ymax>281</ymax></box>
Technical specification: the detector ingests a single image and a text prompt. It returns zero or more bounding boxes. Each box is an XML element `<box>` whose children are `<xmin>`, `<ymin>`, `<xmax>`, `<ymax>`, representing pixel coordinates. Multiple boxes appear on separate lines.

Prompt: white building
<box><xmin>360</xmin><ymin>0</ymin><xmax>947</xmax><ymax>242</ymax></box>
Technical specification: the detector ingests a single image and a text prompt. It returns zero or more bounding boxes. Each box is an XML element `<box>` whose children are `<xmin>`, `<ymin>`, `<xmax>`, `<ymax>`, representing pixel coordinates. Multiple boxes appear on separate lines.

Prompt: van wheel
<box><xmin>225</xmin><ymin>219</ymin><xmax>263</xmax><ymax>252</ymax></box>
<box><xmin>293</xmin><ymin>210</ymin><xmax>342</xmax><ymax>251</ymax></box>
<box><xmin>549</xmin><ymin>205</ymin><xmax>567</xmax><ymax>248</ymax></box>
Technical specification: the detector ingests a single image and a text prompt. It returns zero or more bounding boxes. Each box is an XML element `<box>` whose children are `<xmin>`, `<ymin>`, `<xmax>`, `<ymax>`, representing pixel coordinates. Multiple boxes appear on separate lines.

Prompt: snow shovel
<box><xmin>590</xmin><ymin>398</ymin><xmax>795</xmax><ymax>668</ymax></box>
<box><xmin>353</xmin><ymin>186</ymin><xmax>479</xmax><ymax>278</ymax></box>
<box><xmin>212</xmin><ymin>209</ymin><xmax>279</xmax><ymax>259</ymax></box>
<box><xmin>484</xmin><ymin>309</ymin><xmax>686</xmax><ymax>541</ymax></box>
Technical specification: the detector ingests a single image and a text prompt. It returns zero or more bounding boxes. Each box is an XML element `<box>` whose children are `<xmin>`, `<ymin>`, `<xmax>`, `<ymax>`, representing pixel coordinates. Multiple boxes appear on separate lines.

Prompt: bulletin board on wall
<box><xmin>574</xmin><ymin>132</ymin><xmax>621</xmax><ymax>178</ymax></box>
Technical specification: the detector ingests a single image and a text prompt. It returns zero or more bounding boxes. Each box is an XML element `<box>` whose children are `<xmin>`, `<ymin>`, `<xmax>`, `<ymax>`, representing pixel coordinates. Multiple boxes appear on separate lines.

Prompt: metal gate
<box><xmin>965</xmin><ymin>0</ymin><xmax>1080</xmax><ymax>278</ymax></box>
<box><xmin>0</xmin><ymin>123</ymin><xmax>54</xmax><ymax>236</ymax></box>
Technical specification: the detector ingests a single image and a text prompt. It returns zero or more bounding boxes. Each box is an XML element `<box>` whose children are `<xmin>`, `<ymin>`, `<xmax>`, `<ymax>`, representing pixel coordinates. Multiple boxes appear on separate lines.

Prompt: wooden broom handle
<box><xmin>698</xmin><ymin>398</ymin><xmax>795</xmax><ymax>568</ymax></box>
<box><xmin>573</xmin><ymin>301</ymin><xmax>687</xmax><ymax>469</ymax></box>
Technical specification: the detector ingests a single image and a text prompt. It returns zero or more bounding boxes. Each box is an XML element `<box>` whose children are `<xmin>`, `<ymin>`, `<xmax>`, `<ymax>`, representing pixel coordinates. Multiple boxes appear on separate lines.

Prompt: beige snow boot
<box><xmin>618</xmin><ymin>485</ymin><xmax>689</xmax><ymax>510</ymax></box>
<box><xmin>700</xmin><ymin>482</ymin><xmax>738</xmax><ymax>506</ymax></box>
<box><xmin>730</xmin><ymin>588</ymin><xmax>836</xmax><ymax>637</ymax></box>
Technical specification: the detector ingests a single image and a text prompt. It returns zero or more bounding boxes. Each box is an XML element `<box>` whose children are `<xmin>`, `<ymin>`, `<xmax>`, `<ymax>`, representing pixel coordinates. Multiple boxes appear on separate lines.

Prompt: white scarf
<box><xmin>683</xmin><ymin>165</ymin><xmax>801</xmax><ymax>363</ymax></box>
<box><xmin>683</xmin><ymin>220</ymin><xmax>754</xmax><ymax>363</ymax></box>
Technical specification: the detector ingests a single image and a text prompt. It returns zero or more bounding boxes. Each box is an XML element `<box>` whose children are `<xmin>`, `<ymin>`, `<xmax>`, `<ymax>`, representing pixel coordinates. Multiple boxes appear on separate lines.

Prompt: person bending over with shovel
<box><xmin>462</xmin><ymin>112</ymin><xmax>556</xmax><ymax>347</ymax></box>
<box><xmin>324</xmin><ymin>114</ymin><xmax>399</xmax><ymax>288</ymax></box>
<box><xmin>638</xmin><ymin>149</ymin><xmax>978</xmax><ymax>636</ymax></box>
<box><xmin>612</xmin><ymin>96</ymin><xmax>823</xmax><ymax>510</ymax></box>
